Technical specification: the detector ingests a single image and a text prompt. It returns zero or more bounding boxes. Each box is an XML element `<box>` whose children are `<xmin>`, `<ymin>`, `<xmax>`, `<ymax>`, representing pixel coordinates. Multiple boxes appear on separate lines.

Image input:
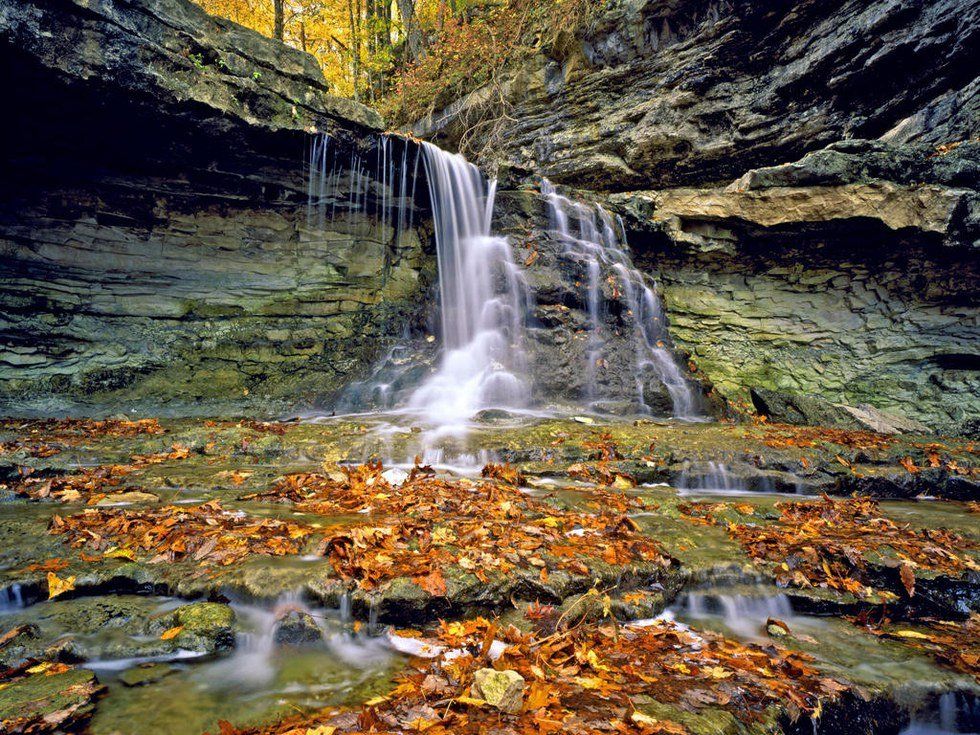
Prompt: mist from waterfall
<box><xmin>541</xmin><ymin>180</ymin><xmax>698</xmax><ymax>418</ymax></box>
<box><xmin>407</xmin><ymin>143</ymin><xmax>530</xmax><ymax>430</ymax></box>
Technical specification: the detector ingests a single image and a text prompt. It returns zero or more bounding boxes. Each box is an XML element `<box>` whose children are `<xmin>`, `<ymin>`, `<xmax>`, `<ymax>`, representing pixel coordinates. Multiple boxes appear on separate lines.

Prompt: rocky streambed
<box><xmin>0</xmin><ymin>416</ymin><xmax>977</xmax><ymax>734</ymax></box>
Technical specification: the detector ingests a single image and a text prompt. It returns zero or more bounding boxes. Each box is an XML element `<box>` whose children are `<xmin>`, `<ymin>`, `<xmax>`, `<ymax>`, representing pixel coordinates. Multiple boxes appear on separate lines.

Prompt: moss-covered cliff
<box><xmin>0</xmin><ymin>0</ymin><xmax>435</xmax><ymax>415</ymax></box>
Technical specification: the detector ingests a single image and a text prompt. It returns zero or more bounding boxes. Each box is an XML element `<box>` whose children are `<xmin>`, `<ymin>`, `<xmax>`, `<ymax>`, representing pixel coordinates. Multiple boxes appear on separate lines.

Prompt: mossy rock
<box><xmin>0</xmin><ymin>666</ymin><xmax>104</xmax><ymax>731</ymax></box>
<box><xmin>171</xmin><ymin>602</ymin><xmax>236</xmax><ymax>651</ymax></box>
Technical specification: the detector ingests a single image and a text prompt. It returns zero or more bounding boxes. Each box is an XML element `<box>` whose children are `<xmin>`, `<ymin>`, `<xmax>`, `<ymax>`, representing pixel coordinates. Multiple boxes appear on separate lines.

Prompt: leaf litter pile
<box><xmin>7</xmin><ymin>444</ymin><xmax>191</xmax><ymax>503</ymax></box>
<box><xmin>49</xmin><ymin>500</ymin><xmax>314</xmax><ymax>567</ymax></box>
<box><xmin>49</xmin><ymin>462</ymin><xmax>671</xmax><ymax>593</ymax></box>
<box><xmin>221</xmin><ymin>616</ymin><xmax>846</xmax><ymax>735</ymax></box>
<box><xmin>0</xmin><ymin>418</ymin><xmax>165</xmax><ymax>458</ymax></box>
<box><xmin>758</xmin><ymin>425</ymin><xmax>895</xmax><ymax>452</ymax></box>
<box><xmin>249</xmin><ymin>461</ymin><xmax>669</xmax><ymax>592</ymax></box>
<box><xmin>680</xmin><ymin>495</ymin><xmax>978</xmax><ymax>600</ymax></box>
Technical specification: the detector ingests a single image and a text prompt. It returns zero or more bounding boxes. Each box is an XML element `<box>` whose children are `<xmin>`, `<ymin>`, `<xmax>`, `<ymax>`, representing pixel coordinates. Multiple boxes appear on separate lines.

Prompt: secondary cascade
<box><xmin>541</xmin><ymin>180</ymin><xmax>698</xmax><ymax>418</ymax></box>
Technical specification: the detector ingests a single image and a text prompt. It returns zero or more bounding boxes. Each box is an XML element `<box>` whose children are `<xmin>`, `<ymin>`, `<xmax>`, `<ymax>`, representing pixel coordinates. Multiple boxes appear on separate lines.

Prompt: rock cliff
<box><xmin>0</xmin><ymin>0</ymin><xmax>433</xmax><ymax>415</ymax></box>
<box><xmin>419</xmin><ymin>0</ymin><xmax>980</xmax><ymax>433</ymax></box>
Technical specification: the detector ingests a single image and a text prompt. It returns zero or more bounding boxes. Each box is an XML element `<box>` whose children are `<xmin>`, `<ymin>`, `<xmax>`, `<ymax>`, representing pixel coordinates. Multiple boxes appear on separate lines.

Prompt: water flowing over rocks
<box><xmin>415</xmin><ymin>0</ymin><xmax>980</xmax><ymax>434</ymax></box>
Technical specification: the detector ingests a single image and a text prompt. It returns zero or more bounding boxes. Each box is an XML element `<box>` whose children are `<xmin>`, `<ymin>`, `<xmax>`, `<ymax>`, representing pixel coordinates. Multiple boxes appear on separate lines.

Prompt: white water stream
<box><xmin>406</xmin><ymin>143</ymin><xmax>530</xmax><ymax>432</ymax></box>
<box><xmin>541</xmin><ymin>180</ymin><xmax>698</xmax><ymax>418</ymax></box>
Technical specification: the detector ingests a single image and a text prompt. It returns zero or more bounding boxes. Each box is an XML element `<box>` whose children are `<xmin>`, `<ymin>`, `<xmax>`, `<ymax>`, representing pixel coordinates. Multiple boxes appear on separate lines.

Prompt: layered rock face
<box><xmin>418</xmin><ymin>0</ymin><xmax>979</xmax><ymax>189</ymax></box>
<box><xmin>613</xmin><ymin>140</ymin><xmax>980</xmax><ymax>432</ymax></box>
<box><xmin>0</xmin><ymin>0</ymin><xmax>433</xmax><ymax>415</ymax></box>
<box><xmin>417</xmin><ymin>0</ymin><xmax>980</xmax><ymax>433</ymax></box>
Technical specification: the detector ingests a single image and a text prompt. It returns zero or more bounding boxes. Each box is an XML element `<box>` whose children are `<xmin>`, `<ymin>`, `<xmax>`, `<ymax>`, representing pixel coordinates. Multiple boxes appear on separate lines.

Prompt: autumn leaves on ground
<box><xmin>0</xmin><ymin>417</ymin><xmax>978</xmax><ymax>734</ymax></box>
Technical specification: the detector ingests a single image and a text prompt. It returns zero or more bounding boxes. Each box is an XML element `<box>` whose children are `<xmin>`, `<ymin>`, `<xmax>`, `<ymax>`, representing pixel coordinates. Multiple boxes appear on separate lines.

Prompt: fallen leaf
<box><xmin>46</xmin><ymin>572</ymin><xmax>75</xmax><ymax>599</ymax></box>
<box><xmin>900</xmin><ymin>563</ymin><xmax>916</xmax><ymax>597</ymax></box>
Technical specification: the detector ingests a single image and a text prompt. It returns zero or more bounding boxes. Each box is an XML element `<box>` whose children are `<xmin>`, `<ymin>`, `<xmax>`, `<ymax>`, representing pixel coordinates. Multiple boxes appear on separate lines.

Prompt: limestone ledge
<box><xmin>646</xmin><ymin>183</ymin><xmax>970</xmax><ymax>244</ymax></box>
<box><xmin>3</xmin><ymin>0</ymin><xmax>382</xmax><ymax>137</ymax></box>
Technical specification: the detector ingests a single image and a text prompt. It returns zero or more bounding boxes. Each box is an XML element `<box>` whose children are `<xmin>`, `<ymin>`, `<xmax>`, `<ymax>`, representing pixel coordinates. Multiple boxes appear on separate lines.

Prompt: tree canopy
<box><xmin>193</xmin><ymin>0</ymin><xmax>600</xmax><ymax>124</ymax></box>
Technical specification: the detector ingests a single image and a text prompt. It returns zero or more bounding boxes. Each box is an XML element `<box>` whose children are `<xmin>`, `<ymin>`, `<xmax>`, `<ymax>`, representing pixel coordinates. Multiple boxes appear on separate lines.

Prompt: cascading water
<box><xmin>676</xmin><ymin>461</ymin><xmax>741</xmax><ymax>493</ymax></box>
<box><xmin>675</xmin><ymin>461</ymin><xmax>780</xmax><ymax>494</ymax></box>
<box><xmin>211</xmin><ymin>592</ymin><xmax>392</xmax><ymax>688</ymax></box>
<box><xmin>674</xmin><ymin>589</ymin><xmax>802</xmax><ymax>641</ymax></box>
<box><xmin>309</xmin><ymin>135</ymin><xmax>529</xmax><ymax>432</ymax></box>
<box><xmin>406</xmin><ymin>143</ymin><xmax>530</xmax><ymax>430</ymax></box>
<box><xmin>541</xmin><ymin>180</ymin><xmax>698</xmax><ymax>418</ymax></box>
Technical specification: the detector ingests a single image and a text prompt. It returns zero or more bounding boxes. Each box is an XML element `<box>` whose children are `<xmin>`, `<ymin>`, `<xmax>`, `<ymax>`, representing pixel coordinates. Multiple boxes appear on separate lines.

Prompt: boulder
<box><xmin>749</xmin><ymin>389</ymin><xmax>864</xmax><ymax>430</ymax></box>
<box><xmin>173</xmin><ymin>602</ymin><xmax>237</xmax><ymax>651</ymax></box>
<box><xmin>471</xmin><ymin>668</ymin><xmax>525</xmax><ymax>714</ymax></box>
<box><xmin>272</xmin><ymin>609</ymin><xmax>324</xmax><ymax>647</ymax></box>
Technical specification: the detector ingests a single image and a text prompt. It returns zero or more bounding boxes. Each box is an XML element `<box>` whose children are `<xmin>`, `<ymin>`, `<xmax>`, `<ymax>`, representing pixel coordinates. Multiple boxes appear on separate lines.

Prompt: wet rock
<box><xmin>272</xmin><ymin>609</ymin><xmax>324</xmax><ymax>647</ymax></box>
<box><xmin>380</xmin><ymin>468</ymin><xmax>410</xmax><ymax>487</ymax></box>
<box><xmin>0</xmin><ymin>596</ymin><xmax>186</xmax><ymax>667</ymax></box>
<box><xmin>173</xmin><ymin>602</ymin><xmax>236</xmax><ymax>652</ymax></box>
<box><xmin>0</xmin><ymin>666</ymin><xmax>104</xmax><ymax>732</ymax></box>
<box><xmin>834</xmin><ymin>470</ymin><xmax>979</xmax><ymax>502</ymax></box>
<box><xmin>118</xmin><ymin>662</ymin><xmax>176</xmax><ymax>688</ymax></box>
<box><xmin>471</xmin><ymin>668</ymin><xmax>525</xmax><ymax>713</ymax></box>
<box><xmin>633</xmin><ymin>698</ymin><xmax>742</xmax><ymax>735</ymax></box>
<box><xmin>473</xmin><ymin>409</ymin><xmax>519</xmax><ymax>423</ymax></box>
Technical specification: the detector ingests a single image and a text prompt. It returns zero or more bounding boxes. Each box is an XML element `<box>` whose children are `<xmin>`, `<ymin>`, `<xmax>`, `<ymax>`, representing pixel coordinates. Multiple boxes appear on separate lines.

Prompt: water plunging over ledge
<box><xmin>307</xmin><ymin>135</ymin><xmax>700</xmax><ymax>446</ymax></box>
<box><xmin>406</xmin><ymin>143</ymin><xmax>530</xmax><ymax>433</ymax></box>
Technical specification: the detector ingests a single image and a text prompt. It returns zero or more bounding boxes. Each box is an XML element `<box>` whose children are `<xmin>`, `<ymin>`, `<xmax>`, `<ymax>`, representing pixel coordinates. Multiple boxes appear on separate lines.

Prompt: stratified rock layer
<box><xmin>0</xmin><ymin>0</ymin><xmax>433</xmax><ymax>415</ymax></box>
<box><xmin>418</xmin><ymin>0</ymin><xmax>980</xmax><ymax>433</ymax></box>
<box><xmin>418</xmin><ymin>0</ymin><xmax>978</xmax><ymax>189</ymax></box>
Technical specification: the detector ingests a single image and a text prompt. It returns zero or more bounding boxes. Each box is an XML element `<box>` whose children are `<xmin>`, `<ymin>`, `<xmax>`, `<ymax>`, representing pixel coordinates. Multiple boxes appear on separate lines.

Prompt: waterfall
<box><xmin>307</xmin><ymin>136</ymin><xmax>694</xmax><ymax>426</ymax></box>
<box><xmin>541</xmin><ymin>180</ymin><xmax>698</xmax><ymax>418</ymax></box>
<box><xmin>309</xmin><ymin>134</ymin><xmax>529</xmax><ymax>429</ymax></box>
<box><xmin>307</xmin><ymin>133</ymin><xmax>420</xmax><ymax>257</ymax></box>
<box><xmin>407</xmin><ymin>143</ymin><xmax>530</xmax><ymax>429</ymax></box>
<box><xmin>678</xmin><ymin>590</ymin><xmax>795</xmax><ymax>640</ymax></box>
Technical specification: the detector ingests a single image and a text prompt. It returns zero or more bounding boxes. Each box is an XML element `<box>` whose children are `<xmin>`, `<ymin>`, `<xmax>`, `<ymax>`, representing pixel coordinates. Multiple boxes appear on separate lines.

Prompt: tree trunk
<box><xmin>396</xmin><ymin>0</ymin><xmax>422</xmax><ymax>61</ymax></box>
<box><xmin>273</xmin><ymin>0</ymin><xmax>284</xmax><ymax>40</ymax></box>
<box><xmin>299</xmin><ymin>22</ymin><xmax>307</xmax><ymax>52</ymax></box>
<box><xmin>347</xmin><ymin>0</ymin><xmax>362</xmax><ymax>100</ymax></box>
